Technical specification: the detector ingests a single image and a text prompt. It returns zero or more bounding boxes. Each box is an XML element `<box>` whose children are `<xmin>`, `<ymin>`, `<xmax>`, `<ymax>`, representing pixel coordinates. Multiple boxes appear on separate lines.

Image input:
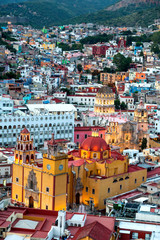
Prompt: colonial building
<box><xmin>12</xmin><ymin>128</ymin><xmax>68</xmax><ymax>211</ymax></box>
<box><xmin>94</xmin><ymin>86</ymin><xmax>115</xmax><ymax>114</ymax></box>
<box><xmin>12</xmin><ymin>128</ymin><xmax>147</xmax><ymax>211</ymax></box>
<box><xmin>105</xmin><ymin>121</ymin><xmax>138</xmax><ymax>152</ymax></box>
<box><xmin>134</xmin><ymin>99</ymin><xmax>149</xmax><ymax>147</ymax></box>
<box><xmin>68</xmin><ymin>130</ymin><xmax>147</xmax><ymax>210</ymax></box>
<box><xmin>0</xmin><ymin>104</ymin><xmax>76</xmax><ymax>147</ymax></box>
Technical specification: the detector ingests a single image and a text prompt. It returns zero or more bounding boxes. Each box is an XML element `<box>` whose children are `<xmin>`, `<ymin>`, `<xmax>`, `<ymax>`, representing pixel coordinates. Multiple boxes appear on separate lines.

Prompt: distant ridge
<box><xmin>107</xmin><ymin>0</ymin><xmax>160</xmax><ymax>11</ymax></box>
<box><xmin>0</xmin><ymin>0</ymin><xmax>118</xmax><ymax>28</ymax></box>
<box><xmin>70</xmin><ymin>0</ymin><xmax>160</xmax><ymax>27</ymax></box>
<box><xmin>0</xmin><ymin>0</ymin><xmax>160</xmax><ymax>27</ymax></box>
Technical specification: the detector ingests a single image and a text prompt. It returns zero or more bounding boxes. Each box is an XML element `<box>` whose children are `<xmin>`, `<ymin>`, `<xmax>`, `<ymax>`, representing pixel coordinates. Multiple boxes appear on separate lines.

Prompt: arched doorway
<box><xmin>29</xmin><ymin>196</ymin><xmax>34</xmax><ymax>208</ymax></box>
<box><xmin>76</xmin><ymin>193</ymin><xmax>80</xmax><ymax>205</ymax></box>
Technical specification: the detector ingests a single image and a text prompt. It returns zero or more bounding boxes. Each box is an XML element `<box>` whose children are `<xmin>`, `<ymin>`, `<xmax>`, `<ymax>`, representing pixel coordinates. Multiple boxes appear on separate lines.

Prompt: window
<box><xmin>108</xmin><ymin>188</ymin><xmax>110</xmax><ymax>193</ymax></box>
<box><xmin>132</xmin><ymin>232</ymin><xmax>138</xmax><ymax>239</ymax></box>
<box><xmin>113</xmin><ymin>179</ymin><xmax>117</xmax><ymax>183</ymax></box>
<box><xmin>145</xmin><ymin>234</ymin><xmax>151</xmax><ymax>240</ymax></box>
<box><xmin>46</xmin><ymin>205</ymin><xmax>48</xmax><ymax>210</ymax></box>
<box><xmin>46</xmin><ymin>187</ymin><xmax>49</xmax><ymax>192</ymax></box>
<box><xmin>77</xmin><ymin>134</ymin><xmax>79</xmax><ymax>140</ymax></box>
<box><xmin>16</xmin><ymin>177</ymin><xmax>19</xmax><ymax>182</ymax></box>
<box><xmin>92</xmin><ymin>189</ymin><xmax>95</xmax><ymax>194</ymax></box>
<box><xmin>142</xmin><ymin>176</ymin><xmax>144</xmax><ymax>181</ymax></box>
<box><xmin>135</xmin><ymin>178</ymin><xmax>137</xmax><ymax>184</ymax></box>
<box><xmin>86</xmin><ymin>187</ymin><xmax>88</xmax><ymax>192</ymax></box>
<box><xmin>85</xmin><ymin>134</ymin><xmax>87</xmax><ymax>139</ymax></box>
<box><xmin>120</xmin><ymin>185</ymin><xmax>122</xmax><ymax>190</ymax></box>
<box><xmin>93</xmin><ymin>153</ymin><xmax>97</xmax><ymax>159</ymax></box>
<box><xmin>16</xmin><ymin>194</ymin><xmax>18</xmax><ymax>199</ymax></box>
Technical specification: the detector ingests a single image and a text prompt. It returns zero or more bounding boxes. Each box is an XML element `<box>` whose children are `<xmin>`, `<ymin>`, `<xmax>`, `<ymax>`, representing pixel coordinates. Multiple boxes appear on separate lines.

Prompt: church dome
<box><xmin>81</xmin><ymin>136</ymin><xmax>110</xmax><ymax>152</ymax></box>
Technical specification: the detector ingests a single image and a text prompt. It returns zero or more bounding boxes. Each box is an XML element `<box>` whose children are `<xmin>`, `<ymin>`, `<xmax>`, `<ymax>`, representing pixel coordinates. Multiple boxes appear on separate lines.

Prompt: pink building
<box><xmin>74</xmin><ymin>126</ymin><xmax>106</xmax><ymax>147</ymax></box>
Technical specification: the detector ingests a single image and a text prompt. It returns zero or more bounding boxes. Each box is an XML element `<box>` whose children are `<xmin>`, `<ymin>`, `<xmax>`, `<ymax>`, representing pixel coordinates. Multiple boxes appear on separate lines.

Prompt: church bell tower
<box><xmin>14</xmin><ymin>128</ymin><xmax>35</xmax><ymax>165</ymax></box>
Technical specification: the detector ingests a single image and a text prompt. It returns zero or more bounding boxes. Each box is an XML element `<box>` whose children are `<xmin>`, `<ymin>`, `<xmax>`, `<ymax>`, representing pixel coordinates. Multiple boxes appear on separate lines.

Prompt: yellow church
<box><xmin>12</xmin><ymin>128</ymin><xmax>68</xmax><ymax>211</ymax></box>
<box><xmin>12</xmin><ymin>128</ymin><xmax>147</xmax><ymax>211</ymax></box>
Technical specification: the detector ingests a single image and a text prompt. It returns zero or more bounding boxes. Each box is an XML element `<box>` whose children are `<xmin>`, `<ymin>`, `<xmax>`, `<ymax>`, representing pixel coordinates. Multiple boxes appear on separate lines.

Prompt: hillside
<box><xmin>0</xmin><ymin>0</ymin><xmax>118</xmax><ymax>28</ymax></box>
<box><xmin>106</xmin><ymin>0</ymin><xmax>160</xmax><ymax>11</ymax></box>
<box><xmin>70</xmin><ymin>1</ymin><xmax>160</xmax><ymax>27</ymax></box>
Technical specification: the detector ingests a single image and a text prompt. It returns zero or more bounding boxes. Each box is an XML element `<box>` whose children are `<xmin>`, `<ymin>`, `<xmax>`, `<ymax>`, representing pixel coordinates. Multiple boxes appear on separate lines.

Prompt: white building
<box><xmin>0</xmin><ymin>104</ymin><xmax>76</xmax><ymax>147</ymax></box>
<box><xmin>123</xmin><ymin>149</ymin><xmax>139</xmax><ymax>164</ymax></box>
<box><xmin>0</xmin><ymin>96</ymin><xmax>14</xmax><ymax>115</ymax></box>
<box><xmin>119</xmin><ymin>95</ymin><xmax>134</xmax><ymax>110</ymax></box>
<box><xmin>67</xmin><ymin>95</ymin><xmax>95</xmax><ymax>111</ymax></box>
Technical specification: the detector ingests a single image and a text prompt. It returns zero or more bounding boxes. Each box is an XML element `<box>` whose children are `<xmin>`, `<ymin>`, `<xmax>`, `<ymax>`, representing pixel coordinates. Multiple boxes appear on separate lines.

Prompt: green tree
<box><xmin>114</xmin><ymin>99</ymin><xmax>120</xmax><ymax>110</ymax></box>
<box><xmin>139</xmin><ymin>51</ymin><xmax>144</xmax><ymax>57</ymax></box>
<box><xmin>136</xmin><ymin>42</ymin><xmax>143</xmax><ymax>47</ymax></box>
<box><xmin>141</xmin><ymin>138</ymin><xmax>147</xmax><ymax>150</ymax></box>
<box><xmin>77</xmin><ymin>64</ymin><xmax>83</xmax><ymax>72</ymax></box>
<box><xmin>113</xmin><ymin>53</ymin><xmax>132</xmax><ymax>72</ymax></box>
<box><xmin>151</xmin><ymin>31</ymin><xmax>160</xmax><ymax>44</ymax></box>
<box><xmin>120</xmin><ymin>101</ymin><xmax>127</xmax><ymax>110</ymax></box>
<box><xmin>151</xmin><ymin>44</ymin><xmax>160</xmax><ymax>54</ymax></box>
<box><xmin>103</xmin><ymin>67</ymin><xmax>116</xmax><ymax>73</ymax></box>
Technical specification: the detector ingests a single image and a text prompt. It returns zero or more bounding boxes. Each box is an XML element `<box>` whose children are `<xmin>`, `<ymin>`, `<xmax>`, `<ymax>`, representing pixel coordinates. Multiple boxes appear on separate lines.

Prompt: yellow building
<box><xmin>105</xmin><ymin>121</ymin><xmax>138</xmax><ymax>152</ymax></box>
<box><xmin>12</xmin><ymin>128</ymin><xmax>68</xmax><ymax>211</ymax></box>
<box><xmin>68</xmin><ymin>130</ymin><xmax>147</xmax><ymax>210</ymax></box>
<box><xmin>41</xmin><ymin>42</ymin><xmax>55</xmax><ymax>50</ymax></box>
<box><xmin>94</xmin><ymin>86</ymin><xmax>115</xmax><ymax>114</ymax></box>
<box><xmin>12</xmin><ymin>128</ymin><xmax>147</xmax><ymax>211</ymax></box>
<box><xmin>134</xmin><ymin>99</ymin><xmax>149</xmax><ymax>147</ymax></box>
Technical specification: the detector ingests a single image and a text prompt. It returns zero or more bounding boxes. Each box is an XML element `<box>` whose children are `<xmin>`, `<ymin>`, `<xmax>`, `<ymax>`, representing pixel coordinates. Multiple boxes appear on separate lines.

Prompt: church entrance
<box><xmin>76</xmin><ymin>193</ymin><xmax>80</xmax><ymax>205</ymax></box>
<box><xmin>29</xmin><ymin>196</ymin><xmax>34</xmax><ymax>208</ymax></box>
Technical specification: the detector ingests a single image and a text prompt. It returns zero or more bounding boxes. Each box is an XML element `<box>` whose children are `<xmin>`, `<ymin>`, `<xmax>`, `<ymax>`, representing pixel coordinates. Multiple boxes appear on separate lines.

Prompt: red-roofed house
<box><xmin>0</xmin><ymin>206</ymin><xmax>116</xmax><ymax>240</ymax></box>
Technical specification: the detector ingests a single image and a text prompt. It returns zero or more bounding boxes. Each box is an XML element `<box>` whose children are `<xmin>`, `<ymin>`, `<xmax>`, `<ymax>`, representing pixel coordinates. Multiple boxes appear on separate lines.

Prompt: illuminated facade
<box><xmin>94</xmin><ymin>86</ymin><xmax>115</xmax><ymax>114</ymax></box>
<box><xmin>68</xmin><ymin>130</ymin><xmax>147</xmax><ymax>210</ymax></box>
<box><xmin>134</xmin><ymin>100</ymin><xmax>149</xmax><ymax>147</ymax></box>
<box><xmin>105</xmin><ymin>121</ymin><xmax>138</xmax><ymax>152</ymax></box>
<box><xmin>12</xmin><ymin>128</ymin><xmax>147</xmax><ymax>211</ymax></box>
<box><xmin>12</xmin><ymin>128</ymin><xmax>68</xmax><ymax>211</ymax></box>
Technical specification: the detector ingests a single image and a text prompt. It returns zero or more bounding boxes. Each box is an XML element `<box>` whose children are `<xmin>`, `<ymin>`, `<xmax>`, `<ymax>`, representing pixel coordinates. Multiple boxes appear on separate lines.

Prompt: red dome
<box><xmin>81</xmin><ymin>136</ymin><xmax>110</xmax><ymax>152</ymax></box>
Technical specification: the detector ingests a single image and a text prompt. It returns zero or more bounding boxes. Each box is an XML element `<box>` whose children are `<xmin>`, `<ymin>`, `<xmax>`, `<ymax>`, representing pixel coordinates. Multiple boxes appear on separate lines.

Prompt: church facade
<box><xmin>12</xmin><ymin>128</ymin><xmax>68</xmax><ymax>211</ymax></box>
<box><xmin>12</xmin><ymin>128</ymin><xmax>147</xmax><ymax>211</ymax></box>
<box><xmin>68</xmin><ymin>130</ymin><xmax>147</xmax><ymax>210</ymax></box>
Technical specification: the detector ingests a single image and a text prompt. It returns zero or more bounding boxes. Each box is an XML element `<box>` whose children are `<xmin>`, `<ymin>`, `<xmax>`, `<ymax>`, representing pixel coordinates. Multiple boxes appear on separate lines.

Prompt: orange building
<box><xmin>135</xmin><ymin>72</ymin><xmax>146</xmax><ymax>82</ymax></box>
<box><xmin>100</xmin><ymin>72</ymin><xmax>128</xmax><ymax>85</ymax></box>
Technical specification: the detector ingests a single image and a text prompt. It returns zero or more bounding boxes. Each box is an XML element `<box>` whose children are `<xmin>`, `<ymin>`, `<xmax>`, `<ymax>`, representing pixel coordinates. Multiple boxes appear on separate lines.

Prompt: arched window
<box><xmin>4</xmin><ymin>126</ymin><xmax>7</xmax><ymax>129</ymax></box>
<box><xmin>30</xmin><ymin>144</ymin><xmax>32</xmax><ymax>150</ymax></box>
<box><xmin>27</xmin><ymin>135</ymin><xmax>29</xmax><ymax>141</ymax></box>
<box><xmin>21</xmin><ymin>145</ymin><xmax>23</xmax><ymax>150</ymax></box>
<box><xmin>26</xmin><ymin>155</ymin><xmax>29</xmax><ymax>163</ymax></box>
<box><xmin>26</xmin><ymin>144</ymin><xmax>28</xmax><ymax>150</ymax></box>
<box><xmin>18</xmin><ymin>144</ymin><xmax>20</xmax><ymax>150</ymax></box>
